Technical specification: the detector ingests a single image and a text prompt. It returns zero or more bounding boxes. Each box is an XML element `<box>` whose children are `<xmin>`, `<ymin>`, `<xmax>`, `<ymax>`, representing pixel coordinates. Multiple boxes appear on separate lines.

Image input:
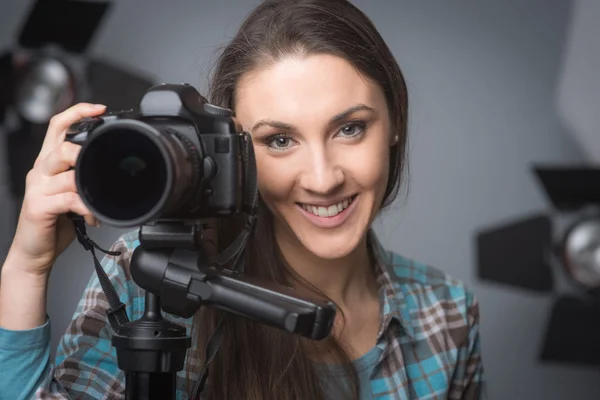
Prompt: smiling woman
<box><xmin>239</xmin><ymin>55</ymin><xmax>392</xmax><ymax>260</ymax></box>
<box><xmin>0</xmin><ymin>1</ymin><xmax>485</xmax><ymax>399</ymax></box>
<box><xmin>202</xmin><ymin>1</ymin><xmax>486</xmax><ymax>398</ymax></box>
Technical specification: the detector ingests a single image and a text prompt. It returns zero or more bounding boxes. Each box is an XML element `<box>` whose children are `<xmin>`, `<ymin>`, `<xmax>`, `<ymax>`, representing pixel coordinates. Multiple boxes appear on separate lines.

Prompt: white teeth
<box><xmin>327</xmin><ymin>205</ymin><xmax>338</xmax><ymax>216</ymax></box>
<box><xmin>301</xmin><ymin>196</ymin><xmax>355</xmax><ymax>218</ymax></box>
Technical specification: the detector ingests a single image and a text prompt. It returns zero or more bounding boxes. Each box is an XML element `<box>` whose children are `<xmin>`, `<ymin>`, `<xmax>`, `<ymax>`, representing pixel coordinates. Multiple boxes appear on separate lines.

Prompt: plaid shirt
<box><xmin>24</xmin><ymin>229</ymin><xmax>485</xmax><ymax>399</ymax></box>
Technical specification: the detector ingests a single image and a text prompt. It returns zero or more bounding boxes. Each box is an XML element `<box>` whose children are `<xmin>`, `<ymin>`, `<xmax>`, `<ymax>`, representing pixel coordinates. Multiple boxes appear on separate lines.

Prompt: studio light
<box><xmin>475</xmin><ymin>166</ymin><xmax>600</xmax><ymax>367</ymax></box>
<box><xmin>560</xmin><ymin>216</ymin><xmax>600</xmax><ymax>290</ymax></box>
<box><xmin>13</xmin><ymin>53</ymin><xmax>76</xmax><ymax>124</ymax></box>
<box><xmin>0</xmin><ymin>0</ymin><xmax>155</xmax><ymax>207</ymax></box>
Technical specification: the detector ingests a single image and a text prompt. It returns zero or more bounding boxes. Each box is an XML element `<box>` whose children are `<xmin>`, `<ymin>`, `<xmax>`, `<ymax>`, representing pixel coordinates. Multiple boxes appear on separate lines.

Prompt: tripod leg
<box><xmin>125</xmin><ymin>372</ymin><xmax>176</xmax><ymax>400</ymax></box>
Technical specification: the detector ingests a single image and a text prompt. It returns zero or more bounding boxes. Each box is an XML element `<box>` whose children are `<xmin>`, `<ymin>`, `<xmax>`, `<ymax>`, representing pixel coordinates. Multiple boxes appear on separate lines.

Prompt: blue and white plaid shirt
<box><xmin>7</xmin><ymin>229</ymin><xmax>485</xmax><ymax>399</ymax></box>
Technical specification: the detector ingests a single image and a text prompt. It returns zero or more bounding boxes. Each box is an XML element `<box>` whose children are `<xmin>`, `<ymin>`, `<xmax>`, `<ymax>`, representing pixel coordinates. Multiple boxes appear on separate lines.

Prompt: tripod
<box><xmin>113</xmin><ymin>291</ymin><xmax>189</xmax><ymax>400</ymax></box>
<box><xmin>74</xmin><ymin>220</ymin><xmax>336</xmax><ymax>400</ymax></box>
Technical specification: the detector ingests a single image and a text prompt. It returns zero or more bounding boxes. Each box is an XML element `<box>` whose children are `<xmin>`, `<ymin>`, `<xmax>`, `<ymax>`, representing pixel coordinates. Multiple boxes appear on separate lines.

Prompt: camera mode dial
<box><xmin>203</xmin><ymin>103</ymin><xmax>233</xmax><ymax>118</ymax></box>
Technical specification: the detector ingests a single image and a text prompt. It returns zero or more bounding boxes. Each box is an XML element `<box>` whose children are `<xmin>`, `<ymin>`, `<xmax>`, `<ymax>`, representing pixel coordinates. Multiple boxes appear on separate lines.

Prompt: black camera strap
<box><xmin>190</xmin><ymin>132</ymin><xmax>259</xmax><ymax>398</ymax></box>
<box><xmin>71</xmin><ymin>221</ymin><xmax>130</xmax><ymax>330</ymax></box>
<box><xmin>71</xmin><ymin>131</ymin><xmax>259</xmax><ymax>399</ymax></box>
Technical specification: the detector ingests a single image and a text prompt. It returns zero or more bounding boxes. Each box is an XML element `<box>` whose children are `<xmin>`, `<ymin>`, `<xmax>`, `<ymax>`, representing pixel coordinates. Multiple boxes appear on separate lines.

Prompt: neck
<box><xmin>274</xmin><ymin>224</ymin><xmax>378</xmax><ymax>309</ymax></box>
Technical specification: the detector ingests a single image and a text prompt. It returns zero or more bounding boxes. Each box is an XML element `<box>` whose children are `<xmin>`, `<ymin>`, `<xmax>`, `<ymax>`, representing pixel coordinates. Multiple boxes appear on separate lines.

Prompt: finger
<box><xmin>37</xmin><ymin>103</ymin><xmax>106</xmax><ymax>162</ymax></box>
<box><xmin>83</xmin><ymin>214</ymin><xmax>99</xmax><ymax>227</ymax></box>
<box><xmin>23</xmin><ymin>191</ymin><xmax>92</xmax><ymax>223</ymax></box>
<box><xmin>39</xmin><ymin>141</ymin><xmax>81</xmax><ymax>176</ymax></box>
<box><xmin>47</xmin><ymin>192</ymin><xmax>92</xmax><ymax>217</ymax></box>
<box><xmin>45</xmin><ymin>191</ymin><xmax>98</xmax><ymax>226</ymax></box>
<box><xmin>40</xmin><ymin>170</ymin><xmax>77</xmax><ymax>196</ymax></box>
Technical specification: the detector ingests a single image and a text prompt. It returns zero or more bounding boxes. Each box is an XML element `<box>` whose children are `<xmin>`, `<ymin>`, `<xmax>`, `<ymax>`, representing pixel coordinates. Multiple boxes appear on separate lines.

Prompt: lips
<box><xmin>298</xmin><ymin>195</ymin><xmax>357</xmax><ymax>218</ymax></box>
<box><xmin>296</xmin><ymin>194</ymin><xmax>359</xmax><ymax>229</ymax></box>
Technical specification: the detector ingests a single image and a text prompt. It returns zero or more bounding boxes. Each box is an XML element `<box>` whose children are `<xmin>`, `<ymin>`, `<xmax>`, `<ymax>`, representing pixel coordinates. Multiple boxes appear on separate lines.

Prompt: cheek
<box><xmin>255</xmin><ymin>151</ymin><xmax>295</xmax><ymax>205</ymax></box>
<box><xmin>354</xmin><ymin>152</ymin><xmax>388</xmax><ymax>191</ymax></box>
<box><xmin>343</xmin><ymin>138</ymin><xmax>391</xmax><ymax>199</ymax></box>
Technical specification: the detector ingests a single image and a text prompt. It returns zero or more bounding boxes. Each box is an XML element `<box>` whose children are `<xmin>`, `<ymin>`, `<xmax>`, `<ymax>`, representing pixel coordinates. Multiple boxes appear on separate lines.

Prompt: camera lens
<box><xmin>76</xmin><ymin>120</ymin><xmax>173</xmax><ymax>226</ymax></box>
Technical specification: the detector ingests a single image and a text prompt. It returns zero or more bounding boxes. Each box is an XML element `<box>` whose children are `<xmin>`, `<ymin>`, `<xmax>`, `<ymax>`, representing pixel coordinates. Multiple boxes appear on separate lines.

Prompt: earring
<box><xmin>393</xmin><ymin>134</ymin><xmax>399</xmax><ymax>144</ymax></box>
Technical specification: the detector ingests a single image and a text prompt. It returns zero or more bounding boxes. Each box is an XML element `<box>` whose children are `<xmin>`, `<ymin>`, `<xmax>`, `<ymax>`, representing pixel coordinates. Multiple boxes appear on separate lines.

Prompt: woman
<box><xmin>0</xmin><ymin>0</ymin><xmax>485</xmax><ymax>399</ymax></box>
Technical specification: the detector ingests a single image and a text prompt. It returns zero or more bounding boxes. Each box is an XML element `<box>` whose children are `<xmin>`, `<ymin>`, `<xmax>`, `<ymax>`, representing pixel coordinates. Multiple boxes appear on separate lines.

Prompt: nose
<box><xmin>299</xmin><ymin>147</ymin><xmax>344</xmax><ymax>194</ymax></box>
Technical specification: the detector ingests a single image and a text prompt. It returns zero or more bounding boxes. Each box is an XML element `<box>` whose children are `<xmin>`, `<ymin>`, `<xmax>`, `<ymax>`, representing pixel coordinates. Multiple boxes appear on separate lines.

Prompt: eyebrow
<box><xmin>250</xmin><ymin>103</ymin><xmax>376</xmax><ymax>132</ymax></box>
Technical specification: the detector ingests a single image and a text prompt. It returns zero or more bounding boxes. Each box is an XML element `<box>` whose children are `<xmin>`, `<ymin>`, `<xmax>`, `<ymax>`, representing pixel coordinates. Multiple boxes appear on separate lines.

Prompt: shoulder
<box><xmin>379</xmin><ymin>249</ymin><xmax>486</xmax><ymax>396</ymax></box>
<box><xmin>388</xmin><ymin>250</ymin><xmax>476</xmax><ymax>307</ymax></box>
<box><xmin>382</xmin><ymin>249</ymin><xmax>480</xmax><ymax>342</ymax></box>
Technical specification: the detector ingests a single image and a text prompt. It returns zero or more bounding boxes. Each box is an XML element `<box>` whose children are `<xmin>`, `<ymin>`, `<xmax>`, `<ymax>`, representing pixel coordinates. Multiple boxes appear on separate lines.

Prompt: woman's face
<box><xmin>235</xmin><ymin>54</ymin><xmax>394</xmax><ymax>260</ymax></box>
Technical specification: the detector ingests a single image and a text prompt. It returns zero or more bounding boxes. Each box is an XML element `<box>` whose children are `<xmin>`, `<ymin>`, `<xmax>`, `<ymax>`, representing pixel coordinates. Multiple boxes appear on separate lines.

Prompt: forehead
<box><xmin>234</xmin><ymin>54</ymin><xmax>384</xmax><ymax>124</ymax></box>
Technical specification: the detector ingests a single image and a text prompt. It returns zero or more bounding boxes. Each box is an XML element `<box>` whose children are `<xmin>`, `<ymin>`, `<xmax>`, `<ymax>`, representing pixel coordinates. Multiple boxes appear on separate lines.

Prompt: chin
<box><xmin>289</xmin><ymin>215</ymin><xmax>370</xmax><ymax>261</ymax></box>
<box><xmin>298</xmin><ymin>231</ymin><xmax>364</xmax><ymax>260</ymax></box>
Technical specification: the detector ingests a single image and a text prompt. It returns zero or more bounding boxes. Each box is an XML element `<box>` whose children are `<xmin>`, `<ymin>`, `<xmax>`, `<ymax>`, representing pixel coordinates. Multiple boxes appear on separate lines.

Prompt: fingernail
<box><xmin>92</xmin><ymin>104</ymin><xmax>106</xmax><ymax>109</ymax></box>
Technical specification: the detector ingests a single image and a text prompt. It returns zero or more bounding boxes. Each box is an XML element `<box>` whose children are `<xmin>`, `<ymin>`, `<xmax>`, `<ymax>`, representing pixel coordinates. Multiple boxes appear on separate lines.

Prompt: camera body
<box><xmin>66</xmin><ymin>83</ymin><xmax>244</xmax><ymax>227</ymax></box>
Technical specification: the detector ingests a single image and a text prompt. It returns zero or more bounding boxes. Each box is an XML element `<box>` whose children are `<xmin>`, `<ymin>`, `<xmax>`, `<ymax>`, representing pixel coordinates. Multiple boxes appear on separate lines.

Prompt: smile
<box><xmin>298</xmin><ymin>195</ymin><xmax>357</xmax><ymax>217</ymax></box>
<box><xmin>296</xmin><ymin>195</ymin><xmax>359</xmax><ymax>229</ymax></box>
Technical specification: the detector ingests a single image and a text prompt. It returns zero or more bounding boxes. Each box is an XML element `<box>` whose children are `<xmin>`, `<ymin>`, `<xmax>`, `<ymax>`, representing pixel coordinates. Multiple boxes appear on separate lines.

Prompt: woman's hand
<box><xmin>7</xmin><ymin>103</ymin><xmax>107</xmax><ymax>278</ymax></box>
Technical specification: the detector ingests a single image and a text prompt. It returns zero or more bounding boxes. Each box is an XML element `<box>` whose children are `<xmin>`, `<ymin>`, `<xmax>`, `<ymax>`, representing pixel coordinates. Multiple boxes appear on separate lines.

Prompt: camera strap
<box><xmin>71</xmin><ymin>131</ymin><xmax>259</xmax><ymax>399</ymax></box>
<box><xmin>190</xmin><ymin>132</ymin><xmax>259</xmax><ymax>399</ymax></box>
<box><xmin>212</xmin><ymin>131</ymin><xmax>259</xmax><ymax>272</ymax></box>
<box><xmin>71</xmin><ymin>219</ymin><xmax>131</xmax><ymax>330</ymax></box>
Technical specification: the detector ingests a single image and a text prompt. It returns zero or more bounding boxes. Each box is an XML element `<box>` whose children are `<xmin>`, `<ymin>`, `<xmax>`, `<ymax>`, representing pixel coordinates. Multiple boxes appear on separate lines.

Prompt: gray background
<box><xmin>0</xmin><ymin>1</ymin><xmax>598</xmax><ymax>399</ymax></box>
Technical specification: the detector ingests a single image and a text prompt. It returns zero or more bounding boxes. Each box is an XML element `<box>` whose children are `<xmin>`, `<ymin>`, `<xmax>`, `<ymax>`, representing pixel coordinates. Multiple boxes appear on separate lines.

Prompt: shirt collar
<box><xmin>367</xmin><ymin>229</ymin><xmax>416</xmax><ymax>341</ymax></box>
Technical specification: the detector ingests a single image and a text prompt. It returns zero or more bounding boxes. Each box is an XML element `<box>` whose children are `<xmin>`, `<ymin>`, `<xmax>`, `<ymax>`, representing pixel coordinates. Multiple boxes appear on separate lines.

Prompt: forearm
<box><xmin>0</xmin><ymin>251</ymin><xmax>50</xmax><ymax>330</ymax></box>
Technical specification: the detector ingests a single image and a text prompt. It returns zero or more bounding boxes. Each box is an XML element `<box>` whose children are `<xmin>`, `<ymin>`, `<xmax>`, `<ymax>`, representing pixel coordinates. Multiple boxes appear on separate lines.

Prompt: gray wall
<box><xmin>556</xmin><ymin>0</ymin><xmax>600</xmax><ymax>163</ymax></box>
<box><xmin>0</xmin><ymin>1</ymin><xmax>598</xmax><ymax>399</ymax></box>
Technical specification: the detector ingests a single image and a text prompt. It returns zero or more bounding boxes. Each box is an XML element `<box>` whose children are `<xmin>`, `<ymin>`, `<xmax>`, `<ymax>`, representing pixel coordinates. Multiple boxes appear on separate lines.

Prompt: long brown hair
<box><xmin>186</xmin><ymin>1</ymin><xmax>409</xmax><ymax>398</ymax></box>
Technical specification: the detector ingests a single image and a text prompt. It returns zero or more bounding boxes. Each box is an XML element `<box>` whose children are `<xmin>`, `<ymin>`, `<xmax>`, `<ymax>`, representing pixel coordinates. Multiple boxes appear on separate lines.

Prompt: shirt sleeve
<box><xmin>0</xmin><ymin>233</ymin><xmax>141</xmax><ymax>400</ymax></box>
<box><xmin>0</xmin><ymin>317</ymin><xmax>53</xmax><ymax>400</ymax></box>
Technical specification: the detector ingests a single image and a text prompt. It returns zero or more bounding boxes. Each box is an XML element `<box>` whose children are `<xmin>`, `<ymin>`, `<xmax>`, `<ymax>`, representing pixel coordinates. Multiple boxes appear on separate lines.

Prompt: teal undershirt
<box><xmin>320</xmin><ymin>345</ymin><xmax>383</xmax><ymax>399</ymax></box>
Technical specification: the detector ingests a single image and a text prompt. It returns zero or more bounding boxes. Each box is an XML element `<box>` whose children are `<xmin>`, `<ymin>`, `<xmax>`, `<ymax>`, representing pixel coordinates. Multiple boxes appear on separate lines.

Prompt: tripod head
<box><xmin>72</xmin><ymin>215</ymin><xmax>337</xmax><ymax>400</ymax></box>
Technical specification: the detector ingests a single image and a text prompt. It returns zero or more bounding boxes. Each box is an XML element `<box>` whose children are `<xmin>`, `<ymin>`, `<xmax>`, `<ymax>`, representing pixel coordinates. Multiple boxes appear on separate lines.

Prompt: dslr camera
<box><xmin>66</xmin><ymin>83</ymin><xmax>244</xmax><ymax>227</ymax></box>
